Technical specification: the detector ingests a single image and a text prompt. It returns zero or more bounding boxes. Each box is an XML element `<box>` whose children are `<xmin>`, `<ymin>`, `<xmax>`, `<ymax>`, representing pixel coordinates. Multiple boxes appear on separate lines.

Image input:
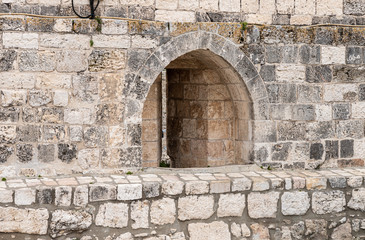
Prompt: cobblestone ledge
<box><xmin>1</xmin><ymin>167</ymin><xmax>365</xmax><ymax>239</ymax></box>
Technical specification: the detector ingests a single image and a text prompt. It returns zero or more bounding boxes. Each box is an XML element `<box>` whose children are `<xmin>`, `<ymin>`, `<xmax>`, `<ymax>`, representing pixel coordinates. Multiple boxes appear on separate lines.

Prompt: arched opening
<box><xmin>142</xmin><ymin>49</ymin><xmax>253</xmax><ymax>168</ymax></box>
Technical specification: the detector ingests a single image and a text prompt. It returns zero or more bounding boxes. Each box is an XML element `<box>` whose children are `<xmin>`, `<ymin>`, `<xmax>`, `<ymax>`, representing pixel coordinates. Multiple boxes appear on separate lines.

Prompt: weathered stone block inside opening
<box><xmin>142</xmin><ymin>50</ymin><xmax>253</xmax><ymax>168</ymax></box>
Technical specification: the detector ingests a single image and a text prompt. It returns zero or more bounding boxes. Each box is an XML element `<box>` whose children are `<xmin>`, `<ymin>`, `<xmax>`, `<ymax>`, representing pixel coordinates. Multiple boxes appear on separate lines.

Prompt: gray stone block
<box><xmin>359</xmin><ymin>84</ymin><xmax>365</xmax><ymax>101</ymax></box>
<box><xmin>282</xmin><ymin>45</ymin><xmax>298</xmax><ymax>63</ymax></box>
<box><xmin>127</xmin><ymin>6</ymin><xmax>154</xmax><ymax>20</ymax></box>
<box><xmin>340</xmin><ymin>139</ymin><xmax>354</xmax><ymax>158</ymax></box>
<box><xmin>0</xmin><ymin>145</ymin><xmax>13</xmax><ymax>163</ymax></box>
<box><xmin>314</xmin><ymin>28</ymin><xmax>334</xmax><ymax>44</ymax></box>
<box><xmin>337</xmin><ymin>120</ymin><xmax>364</xmax><ymax>139</ymax></box>
<box><xmin>333</xmin><ymin>66</ymin><xmax>365</xmax><ymax>83</ymax></box>
<box><xmin>127</xmin><ymin>124</ymin><xmax>141</xmax><ymax>146</ymax></box>
<box><xmin>297</xmin><ymin>85</ymin><xmax>322</xmax><ymax>103</ymax></box>
<box><xmin>17</xmin><ymin>125</ymin><xmax>40</xmax><ymax>142</ymax></box>
<box><xmin>29</xmin><ymin>90</ymin><xmax>52</xmax><ymax>107</ymax></box>
<box><xmin>325</xmin><ymin>140</ymin><xmax>339</xmax><ymax>160</ymax></box>
<box><xmin>143</xmin><ymin>182</ymin><xmax>160</xmax><ymax>198</ymax></box>
<box><xmin>58</xmin><ymin>144</ymin><xmax>77</xmax><ymax>163</ymax></box>
<box><xmin>306</xmin><ymin>121</ymin><xmax>335</xmax><ymax>141</ymax></box>
<box><xmin>278</xmin><ymin>122</ymin><xmax>306</xmax><ymax>141</ymax></box>
<box><xmin>344</xmin><ymin>0</ymin><xmax>365</xmax><ymax>15</ymax></box>
<box><xmin>235</xmin><ymin>56</ymin><xmax>258</xmax><ymax>81</ymax></box>
<box><xmin>16</xmin><ymin>144</ymin><xmax>33</xmax><ymax>163</ymax></box>
<box><xmin>333</xmin><ymin>103</ymin><xmax>351</xmax><ymax>120</ymax></box>
<box><xmin>37</xmin><ymin>187</ymin><xmax>53</xmax><ymax>204</ymax></box>
<box><xmin>329</xmin><ymin>176</ymin><xmax>347</xmax><ymax>188</ymax></box>
<box><xmin>259</xmin><ymin>65</ymin><xmax>276</xmax><ymax>82</ymax></box>
<box><xmin>247</xmin><ymin>44</ymin><xmax>265</xmax><ymax>64</ymax></box>
<box><xmin>119</xmin><ymin>147</ymin><xmax>142</xmax><ymax>167</ymax></box>
<box><xmin>310</xmin><ymin>143</ymin><xmax>324</xmax><ymax>160</ymax></box>
<box><xmin>39</xmin><ymin>108</ymin><xmax>63</xmax><ymax>124</ymax></box>
<box><xmin>299</xmin><ymin>45</ymin><xmax>320</xmax><ymax>64</ymax></box>
<box><xmin>89</xmin><ymin>184</ymin><xmax>117</xmax><ymax>202</ymax></box>
<box><xmin>19</xmin><ymin>51</ymin><xmax>55</xmax><ymax>72</ymax></box>
<box><xmin>306</xmin><ymin>65</ymin><xmax>332</xmax><ymax>83</ymax></box>
<box><xmin>43</xmin><ymin>125</ymin><xmax>66</xmax><ymax>143</ymax></box>
<box><xmin>346</xmin><ymin>47</ymin><xmax>363</xmax><ymax>64</ymax></box>
<box><xmin>38</xmin><ymin>144</ymin><xmax>55</xmax><ymax>163</ymax></box>
<box><xmin>0</xmin><ymin>50</ymin><xmax>17</xmax><ymax>71</ymax></box>
<box><xmin>27</xmin><ymin>18</ymin><xmax>55</xmax><ymax>32</ymax></box>
<box><xmin>266</xmin><ymin>84</ymin><xmax>296</xmax><ymax>103</ymax></box>
<box><xmin>272</xmin><ymin>143</ymin><xmax>292</xmax><ymax>161</ymax></box>
<box><xmin>0</xmin><ymin>107</ymin><xmax>20</xmax><ymax>123</ymax></box>
<box><xmin>265</xmin><ymin>45</ymin><xmax>281</xmax><ymax>63</ymax></box>
<box><xmin>272</xmin><ymin>14</ymin><xmax>290</xmax><ymax>25</ymax></box>
<box><xmin>292</xmin><ymin>104</ymin><xmax>315</xmax><ymax>121</ymax></box>
<box><xmin>72</xmin><ymin>75</ymin><xmax>98</xmax><ymax>103</ymax></box>
<box><xmin>84</xmin><ymin>126</ymin><xmax>108</xmax><ymax>148</ymax></box>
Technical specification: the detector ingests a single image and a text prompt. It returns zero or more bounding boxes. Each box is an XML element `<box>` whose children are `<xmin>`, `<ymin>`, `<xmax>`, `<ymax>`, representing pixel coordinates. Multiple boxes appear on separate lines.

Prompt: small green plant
<box><xmin>95</xmin><ymin>16</ymin><xmax>102</xmax><ymax>32</ymax></box>
<box><xmin>1</xmin><ymin>177</ymin><xmax>6</xmax><ymax>181</ymax></box>
<box><xmin>240</xmin><ymin>21</ymin><xmax>248</xmax><ymax>31</ymax></box>
<box><xmin>159</xmin><ymin>161</ymin><xmax>170</xmax><ymax>168</ymax></box>
<box><xmin>267</xmin><ymin>165</ymin><xmax>272</xmax><ymax>171</ymax></box>
<box><xmin>38</xmin><ymin>175</ymin><xmax>42</xmax><ymax>178</ymax></box>
<box><xmin>90</xmin><ymin>40</ymin><xmax>94</xmax><ymax>47</ymax></box>
<box><xmin>260</xmin><ymin>166</ymin><xmax>264</xmax><ymax>169</ymax></box>
<box><xmin>89</xmin><ymin>182</ymin><xmax>94</xmax><ymax>184</ymax></box>
<box><xmin>126</xmin><ymin>171</ymin><xmax>133</xmax><ymax>175</ymax></box>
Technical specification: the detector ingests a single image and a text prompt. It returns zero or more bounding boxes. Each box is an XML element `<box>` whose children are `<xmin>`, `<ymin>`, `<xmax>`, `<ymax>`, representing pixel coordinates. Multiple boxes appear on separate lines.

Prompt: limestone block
<box><xmin>185</xmin><ymin>181</ymin><xmax>209</xmax><ymax>195</ymax></box>
<box><xmin>19</xmin><ymin>51</ymin><xmax>55</xmax><ymax>72</ymax></box>
<box><xmin>117</xmin><ymin>184</ymin><xmax>142</xmax><ymax>200</ymax></box>
<box><xmin>352</xmin><ymin>102</ymin><xmax>365</xmax><ymax>118</ymax></box>
<box><xmin>317</xmin><ymin>0</ymin><xmax>343</xmax><ymax>15</ymax></box>
<box><xmin>156</xmin><ymin>0</ymin><xmax>178</xmax><ymax>10</ymax></box>
<box><xmin>281</xmin><ymin>191</ymin><xmax>310</xmax><ymax>215</ymax></box>
<box><xmin>0</xmin><ymin>126</ymin><xmax>16</xmax><ymax>144</ymax></box>
<box><xmin>57</xmin><ymin>50</ymin><xmax>88</xmax><ymax>72</ymax></box>
<box><xmin>305</xmin><ymin>219</ymin><xmax>328</xmax><ymax>239</ymax></box>
<box><xmin>90</xmin><ymin>184</ymin><xmax>116</xmax><ymax>202</ymax></box>
<box><xmin>220</xmin><ymin>0</ymin><xmax>240</xmax><ymax>12</ymax></box>
<box><xmin>348</xmin><ymin>176</ymin><xmax>363</xmax><ymax>188</ymax></box>
<box><xmin>188</xmin><ymin>221</ymin><xmax>230</xmax><ymax>240</ymax></box>
<box><xmin>248</xmin><ymin>192</ymin><xmax>279</xmax><ymax>218</ymax></box>
<box><xmin>53</xmin><ymin>90</ymin><xmax>68</xmax><ymax>107</ymax></box>
<box><xmin>253</xmin><ymin>121</ymin><xmax>277</xmax><ymax>142</ymax></box>
<box><xmin>101</xmin><ymin>20</ymin><xmax>128</xmax><ymax>35</ymax></box>
<box><xmin>131</xmin><ymin>200</ymin><xmax>149</xmax><ymax>229</ymax></box>
<box><xmin>28</xmin><ymin>90</ymin><xmax>51</xmax><ymax>107</ymax></box>
<box><xmin>88</xmin><ymin>50</ymin><xmax>126</xmax><ymax>72</ymax></box>
<box><xmin>1</xmin><ymin>90</ymin><xmax>27</xmax><ymax>107</ymax></box>
<box><xmin>143</xmin><ymin>182</ymin><xmax>160</xmax><ymax>198</ymax></box>
<box><xmin>0</xmin><ymin>73</ymin><xmax>36</xmax><ymax>89</ymax></box>
<box><xmin>39</xmin><ymin>33</ymin><xmax>90</xmax><ymax>49</ymax></box>
<box><xmin>312</xmin><ymin>190</ymin><xmax>346</xmax><ymax>214</ymax></box>
<box><xmin>323</xmin><ymin>84</ymin><xmax>357</xmax><ymax>102</ymax></box>
<box><xmin>132</xmin><ymin>35</ymin><xmax>158</xmax><ymax>49</ymax></box>
<box><xmin>50</xmin><ymin>209</ymin><xmax>92</xmax><ymax>238</ymax></box>
<box><xmin>77</xmin><ymin>149</ymin><xmax>99</xmax><ymax>170</ymax></box>
<box><xmin>295</xmin><ymin>0</ymin><xmax>315</xmax><ymax>14</ymax></box>
<box><xmin>217</xmin><ymin>193</ymin><xmax>245</xmax><ymax>217</ymax></box>
<box><xmin>329</xmin><ymin>176</ymin><xmax>347</xmax><ymax>188</ymax></box>
<box><xmin>232</xmin><ymin>177</ymin><xmax>252</xmax><ymax>191</ymax></box>
<box><xmin>276</xmin><ymin>0</ymin><xmax>294</xmax><ymax>13</ymax></box>
<box><xmin>0</xmin><ymin>189</ymin><xmax>13</xmax><ymax>203</ymax></box>
<box><xmin>231</xmin><ymin>222</ymin><xmax>242</xmax><ymax>237</ymax></box>
<box><xmin>210</xmin><ymin>180</ymin><xmax>230</xmax><ymax>193</ymax></box>
<box><xmin>155</xmin><ymin>10</ymin><xmax>195</xmax><ymax>22</ymax></box>
<box><xmin>290</xmin><ymin>15</ymin><xmax>313</xmax><ymax>25</ymax></box>
<box><xmin>251</xmin><ymin>177</ymin><xmax>270</xmax><ymax>191</ymax></box>
<box><xmin>36</xmin><ymin>73</ymin><xmax>71</xmax><ymax>89</ymax></box>
<box><xmin>95</xmin><ymin>203</ymin><xmax>128</xmax><ymax>228</ymax></box>
<box><xmin>259</xmin><ymin>0</ymin><xmax>276</xmax><ymax>14</ymax></box>
<box><xmin>0</xmin><ymin>207</ymin><xmax>49</xmax><ymax>235</ymax></box>
<box><xmin>200</xmin><ymin>0</ymin><xmax>219</xmax><ymax>11</ymax></box>
<box><xmin>242</xmin><ymin>0</ymin><xmax>259</xmax><ymax>13</ymax></box>
<box><xmin>53</xmin><ymin>19</ymin><xmax>72</xmax><ymax>32</ymax></box>
<box><xmin>178</xmin><ymin>195</ymin><xmax>214</xmax><ymax>221</ymax></box>
<box><xmin>74</xmin><ymin>185</ymin><xmax>88</xmax><ymax>207</ymax></box>
<box><xmin>115</xmin><ymin>232</ymin><xmax>134</xmax><ymax>240</ymax></box>
<box><xmin>251</xmin><ymin>223</ymin><xmax>270</xmax><ymax>240</ymax></box>
<box><xmin>306</xmin><ymin>177</ymin><xmax>327</xmax><ymax>190</ymax></box>
<box><xmin>65</xmin><ymin>108</ymin><xmax>94</xmax><ymax>125</ymax></box>
<box><xmin>55</xmin><ymin>186</ymin><xmax>72</xmax><ymax>206</ymax></box>
<box><xmin>179</xmin><ymin>0</ymin><xmax>199</xmax><ymax>10</ymax></box>
<box><xmin>162</xmin><ymin>180</ymin><xmax>184</xmax><ymax>195</ymax></box>
<box><xmin>354</xmin><ymin>140</ymin><xmax>365</xmax><ymax>158</ymax></box>
<box><xmin>348</xmin><ymin>188</ymin><xmax>365</xmax><ymax>211</ymax></box>
<box><xmin>331</xmin><ymin>222</ymin><xmax>352</xmax><ymax>240</ymax></box>
<box><xmin>3</xmin><ymin>32</ymin><xmax>38</xmax><ymax>49</ymax></box>
<box><xmin>276</xmin><ymin>64</ymin><xmax>305</xmax><ymax>82</ymax></box>
<box><xmin>316</xmin><ymin>104</ymin><xmax>332</xmax><ymax>121</ymax></box>
<box><xmin>242</xmin><ymin>224</ymin><xmax>251</xmax><ymax>237</ymax></box>
<box><xmin>14</xmin><ymin>188</ymin><xmax>36</xmax><ymax>205</ymax></box>
<box><xmin>92</xmin><ymin>35</ymin><xmax>130</xmax><ymax>48</ymax></box>
<box><xmin>150</xmin><ymin>198</ymin><xmax>176</xmax><ymax>225</ymax></box>
<box><xmin>321</xmin><ymin>46</ymin><xmax>346</xmax><ymax>64</ymax></box>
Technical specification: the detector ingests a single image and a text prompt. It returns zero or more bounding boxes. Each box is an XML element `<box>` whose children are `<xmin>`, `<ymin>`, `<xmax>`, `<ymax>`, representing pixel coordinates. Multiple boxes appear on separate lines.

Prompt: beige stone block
<box><xmin>208</xmin><ymin>85</ymin><xmax>230</xmax><ymax>100</ymax></box>
<box><xmin>190</xmin><ymin>101</ymin><xmax>208</xmax><ymax>119</ymax></box>
<box><xmin>98</xmin><ymin>74</ymin><xmax>124</xmax><ymax>101</ymax></box>
<box><xmin>290</xmin><ymin>15</ymin><xmax>312</xmax><ymax>25</ymax></box>
<box><xmin>176</xmin><ymin>100</ymin><xmax>190</xmax><ymax>118</ymax></box>
<box><xmin>207</xmin><ymin>120</ymin><xmax>230</xmax><ymax>139</ymax></box>
<box><xmin>188</xmin><ymin>221</ymin><xmax>230</xmax><ymax>240</ymax></box>
<box><xmin>142</xmin><ymin>120</ymin><xmax>159</xmax><ymax>141</ymax></box>
<box><xmin>200</xmin><ymin>0</ymin><xmax>219</xmax><ymax>11</ymax></box>
<box><xmin>210</xmin><ymin>180</ymin><xmax>230</xmax><ymax>193</ymax></box>
<box><xmin>224</xmin><ymin>101</ymin><xmax>234</xmax><ymax>118</ymax></box>
<box><xmin>306</xmin><ymin>177</ymin><xmax>327</xmax><ymax>190</ymax></box>
<box><xmin>217</xmin><ymin>193</ymin><xmax>245</xmax><ymax>217</ymax></box>
<box><xmin>179</xmin><ymin>0</ymin><xmax>199</xmax><ymax>10</ymax></box>
<box><xmin>321</xmin><ymin>46</ymin><xmax>346</xmax><ymax>64</ymax></box>
<box><xmin>317</xmin><ymin>0</ymin><xmax>343</xmax><ymax>15</ymax></box>
<box><xmin>251</xmin><ymin>223</ymin><xmax>270</xmax><ymax>240</ymax></box>
<box><xmin>323</xmin><ymin>84</ymin><xmax>357</xmax><ymax>102</ymax></box>
<box><xmin>155</xmin><ymin>10</ymin><xmax>195</xmax><ymax>22</ymax></box>
<box><xmin>3</xmin><ymin>33</ymin><xmax>38</xmax><ymax>49</ymax></box>
<box><xmin>39</xmin><ymin>33</ymin><xmax>90</xmax><ymax>49</ymax></box>
<box><xmin>101</xmin><ymin>20</ymin><xmax>128</xmax><ymax>35</ymax></box>
<box><xmin>235</xmin><ymin>102</ymin><xmax>252</xmax><ymax>120</ymax></box>
<box><xmin>131</xmin><ymin>200</ymin><xmax>149</xmax><ymax>229</ymax></box>
<box><xmin>156</xmin><ymin>0</ymin><xmax>178</xmax><ymax>9</ymax></box>
<box><xmin>246</xmin><ymin>14</ymin><xmax>272</xmax><ymax>24</ymax></box>
<box><xmin>142</xmin><ymin>141</ymin><xmax>159</xmax><ymax>161</ymax></box>
<box><xmin>295</xmin><ymin>0</ymin><xmax>315</xmax><ymax>14</ymax></box>
<box><xmin>207</xmin><ymin>101</ymin><xmax>225</xmax><ymax>119</ymax></box>
<box><xmin>207</xmin><ymin>141</ymin><xmax>223</xmax><ymax>159</ymax></box>
<box><xmin>36</xmin><ymin>73</ymin><xmax>72</xmax><ymax>89</ymax></box>
<box><xmin>259</xmin><ymin>0</ymin><xmax>276</xmax><ymax>14</ymax></box>
<box><xmin>53</xmin><ymin>19</ymin><xmax>72</xmax><ymax>32</ymax></box>
<box><xmin>276</xmin><ymin>0</ymin><xmax>294</xmax><ymax>14</ymax></box>
<box><xmin>92</xmin><ymin>35</ymin><xmax>130</xmax><ymax>48</ymax></box>
<box><xmin>184</xmin><ymin>85</ymin><xmax>199</xmax><ymax>100</ymax></box>
<box><xmin>315</xmin><ymin>104</ymin><xmax>332</xmax><ymax>121</ymax></box>
<box><xmin>276</xmin><ymin>64</ymin><xmax>306</xmax><ymax>82</ymax></box>
<box><xmin>182</xmin><ymin>119</ymin><xmax>197</xmax><ymax>138</ymax></box>
<box><xmin>241</xmin><ymin>0</ymin><xmax>259</xmax><ymax>13</ymax></box>
<box><xmin>220</xmin><ymin>0</ymin><xmax>240</xmax><ymax>12</ymax></box>
<box><xmin>185</xmin><ymin>181</ymin><xmax>209</xmax><ymax>195</ymax></box>
<box><xmin>162</xmin><ymin>181</ymin><xmax>184</xmax><ymax>195</ymax></box>
<box><xmin>131</xmin><ymin>35</ymin><xmax>158</xmax><ymax>49</ymax></box>
<box><xmin>352</xmin><ymin>102</ymin><xmax>365</xmax><ymax>118</ymax></box>
<box><xmin>120</xmin><ymin>0</ymin><xmax>154</xmax><ymax>6</ymax></box>
<box><xmin>150</xmin><ymin>198</ymin><xmax>176</xmax><ymax>225</ymax></box>
<box><xmin>95</xmin><ymin>203</ymin><xmax>128</xmax><ymax>228</ymax></box>
<box><xmin>178</xmin><ymin>195</ymin><xmax>214</xmax><ymax>220</ymax></box>
<box><xmin>248</xmin><ymin>192</ymin><xmax>280</xmax><ymax>218</ymax></box>
<box><xmin>142</xmin><ymin>100</ymin><xmax>160</xmax><ymax>120</ymax></box>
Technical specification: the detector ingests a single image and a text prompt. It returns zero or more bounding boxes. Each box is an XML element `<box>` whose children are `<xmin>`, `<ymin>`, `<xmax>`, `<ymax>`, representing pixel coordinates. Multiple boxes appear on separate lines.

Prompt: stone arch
<box><xmin>127</xmin><ymin>31</ymin><xmax>269</xmax><ymax>167</ymax></box>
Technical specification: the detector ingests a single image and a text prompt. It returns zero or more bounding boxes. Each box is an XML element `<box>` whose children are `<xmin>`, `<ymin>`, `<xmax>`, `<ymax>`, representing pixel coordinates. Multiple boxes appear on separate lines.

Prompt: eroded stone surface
<box><xmin>50</xmin><ymin>209</ymin><xmax>92</xmax><ymax>238</ymax></box>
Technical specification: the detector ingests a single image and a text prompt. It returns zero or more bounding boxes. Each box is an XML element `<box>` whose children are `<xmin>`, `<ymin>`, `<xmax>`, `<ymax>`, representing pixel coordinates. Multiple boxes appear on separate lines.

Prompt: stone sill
<box><xmin>1</xmin><ymin>167</ymin><xmax>365</xmax><ymax>206</ymax></box>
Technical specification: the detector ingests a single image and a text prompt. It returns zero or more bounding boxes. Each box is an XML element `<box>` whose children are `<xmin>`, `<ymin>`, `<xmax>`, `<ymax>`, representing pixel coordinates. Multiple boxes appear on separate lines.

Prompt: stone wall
<box><xmin>0</xmin><ymin>17</ymin><xmax>365</xmax><ymax>175</ymax></box>
<box><xmin>1</xmin><ymin>0</ymin><xmax>365</xmax><ymax>25</ymax></box>
<box><xmin>1</xmin><ymin>168</ymin><xmax>365</xmax><ymax>239</ymax></box>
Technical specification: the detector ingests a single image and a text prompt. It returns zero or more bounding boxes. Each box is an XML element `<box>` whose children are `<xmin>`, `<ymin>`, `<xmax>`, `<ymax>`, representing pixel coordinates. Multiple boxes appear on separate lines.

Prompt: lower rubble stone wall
<box><xmin>2</xmin><ymin>168</ymin><xmax>365</xmax><ymax>239</ymax></box>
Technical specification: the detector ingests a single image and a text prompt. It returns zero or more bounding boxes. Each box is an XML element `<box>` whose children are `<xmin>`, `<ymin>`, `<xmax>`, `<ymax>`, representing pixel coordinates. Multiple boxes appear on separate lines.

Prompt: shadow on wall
<box><xmin>142</xmin><ymin>50</ymin><xmax>253</xmax><ymax>168</ymax></box>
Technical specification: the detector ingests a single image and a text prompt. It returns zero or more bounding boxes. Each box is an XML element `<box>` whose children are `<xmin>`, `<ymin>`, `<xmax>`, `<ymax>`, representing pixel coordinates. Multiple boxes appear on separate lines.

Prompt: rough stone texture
<box><xmin>188</xmin><ymin>221</ymin><xmax>231</xmax><ymax>240</ymax></box>
<box><xmin>14</xmin><ymin>188</ymin><xmax>36</xmax><ymax>205</ymax></box>
<box><xmin>89</xmin><ymin>184</ymin><xmax>117</xmax><ymax>202</ymax></box>
<box><xmin>217</xmin><ymin>193</ymin><xmax>245</xmax><ymax>217</ymax></box>
<box><xmin>178</xmin><ymin>195</ymin><xmax>214</xmax><ymax>220</ymax></box>
<box><xmin>185</xmin><ymin>181</ymin><xmax>209</xmax><ymax>195</ymax></box>
<box><xmin>348</xmin><ymin>188</ymin><xmax>365</xmax><ymax>211</ymax></box>
<box><xmin>331</xmin><ymin>222</ymin><xmax>352</xmax><ymax>240</ymax></box>
<box><xmin>131</xmin><ymin>200</ymin><xmax>149</xmax><ymax>229</ymax></box>
<box><xmin>162</xmin><ymin>180</ymin><xmax>184</xmax><ymax>195</ymax></box>
<box><xmin>95</xmin><ymin>203</ymin><xmax>128</xmax><ymax>228</ymax></box>
<box><xmin>55</xmin><ymin>186</ymin><xmax>72</xmax><ymax>206</ymax></box>
<box><xmin>150</xmin><ymin>198</ymin><xmax>176</xmax><ymax>225</ymax></box>
<box><xmin>281</xmin><ymin>191</ymin><xmax>310</xmax><ymax>215</ymax></box>
<box><xmin>251</xmin><ymin>223</ymin><xmax>270</xmax><ymax>240</ymax></box>
<box><xmin>312</xmin><ymin>190</ymin><xmax>346</xmax><ymax>214</ymax></box>
<box><xmin>73</xmin><ymin>185</ymin><xmax>88</xmax><ymax>207</ymax></box>
<box><xmin>0</xmin><ymin>207</ymin><xmax>49</xmax><ymax>235</ymax></box>
<box><xmin>305</xmin><ymin>219</ymin><xmax>328</xmax><ymax>239</ymax></box>
<box><xmin>248</xmin><ymin>192</ymin><xmax>280</xmax><ymax>218</ymax></box>
<box><xmin>117</xmin><ymin>184</ymin><xmax>142</xmax><ymax>200</ymax></box>
<box><xmin>50</xmin><ymin>210</ymin><xmax>92</xmax><ymax>238</ymax></box>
